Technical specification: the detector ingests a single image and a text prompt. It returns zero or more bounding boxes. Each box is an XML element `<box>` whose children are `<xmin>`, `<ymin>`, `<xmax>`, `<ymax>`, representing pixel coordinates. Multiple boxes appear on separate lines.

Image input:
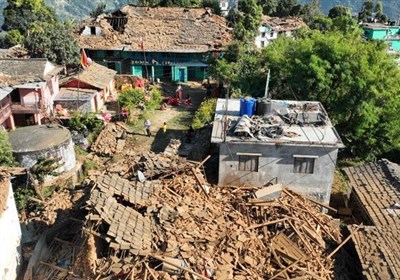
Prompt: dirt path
<box><xmin>128</xmin><ymin>82</ymin><xmax>206</xmax><ymax>153</ymax></box>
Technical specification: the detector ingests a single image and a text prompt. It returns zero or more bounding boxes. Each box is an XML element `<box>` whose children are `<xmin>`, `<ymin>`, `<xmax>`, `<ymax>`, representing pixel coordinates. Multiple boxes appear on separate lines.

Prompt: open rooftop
<box><xmin>211</xmin><ymin>98</ymin><xmax>344</xmax><ymax>147</ymax></box>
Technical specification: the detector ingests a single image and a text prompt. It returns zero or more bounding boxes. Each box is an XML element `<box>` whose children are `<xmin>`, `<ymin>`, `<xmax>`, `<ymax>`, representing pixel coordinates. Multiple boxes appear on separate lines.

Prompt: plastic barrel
<box><xmin>240</xmin><ymin>97</ymin><xmax>256</xmax><ymax>117</ymax></box>
<box><xmin>256</xmin><ymin>98</ymin><xmax>267</xmax><ymax>116</ymax></box>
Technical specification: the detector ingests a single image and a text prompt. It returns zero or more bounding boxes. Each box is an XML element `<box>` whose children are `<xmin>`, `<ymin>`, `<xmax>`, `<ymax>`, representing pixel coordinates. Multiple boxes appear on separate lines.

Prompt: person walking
<box><xmin>163</xmin><ymin>122</ymin><xmax>167</xmax><ymax>134</ymax></box>
<box><xmin>144</xmin><ymin>119</ymin><xmax>152</xmax><ymax>137</ymax></box>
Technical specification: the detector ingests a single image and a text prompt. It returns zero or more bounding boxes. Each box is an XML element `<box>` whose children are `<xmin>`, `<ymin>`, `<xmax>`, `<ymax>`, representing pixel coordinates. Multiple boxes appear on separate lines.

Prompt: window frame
<box><xmin>293</xmin><ymin>155</ymin><xmax>317</xmax><ymax>174</ymax></box>
<box><xmin>237</xmin><ymin>152</ymin><xmax>262</xmax><ymax>172</ymax></box>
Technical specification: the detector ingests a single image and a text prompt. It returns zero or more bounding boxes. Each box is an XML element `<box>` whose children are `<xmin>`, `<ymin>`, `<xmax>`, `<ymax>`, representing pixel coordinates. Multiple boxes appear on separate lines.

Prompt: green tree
<box><xmin>261</xmin><ymin>30</ymin><xmax>400</xmax><ymax>160</ymax></box>
<box><xmin>4</xmin><ymin>29</ymin><xmax>24</xmax><ymax>46</ymax></box>
<box><xmin>275</xmin><ymin>0</ymin><xmax>297</xmax><ymax>17</ymax></box>
<box><xmin>24</xmin><ymin>22</ymin><xmax>80</xmax><ymax>65</ymax></box>
<box><xmin>258</xmin><ymin>0</ymin><xmax>277</xmax><ymax>15</ymax></box>
<box><xmin>358</xmin><ymin>0</ymin><xmax>374</xmax><ymax>23</ymax></box>
<box><xmin>0</xmin><ymin>130</ymin><xmax>14</xmax><ymax>167</ymax></box>
<box><xmin>375</xmin><ymin>1</ymin><xmax>383</xmax><ymax>17</ymax></box>
<box><xmin>234</xmin><ymin>0</ymin><xmax>262</xmax><ymax>41</ymax></box>
<box><xmin>328</xmin><ymin>5</ymin><xmax>351</xmax><ymax>19</ymax></box>
<box><xmin>2</xmin><ymin>0</ymin><xmax>56</xmax><ymax>34</ymax></box>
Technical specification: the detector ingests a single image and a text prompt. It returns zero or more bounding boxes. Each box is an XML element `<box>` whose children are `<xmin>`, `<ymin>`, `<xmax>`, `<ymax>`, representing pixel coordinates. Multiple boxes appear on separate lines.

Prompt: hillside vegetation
<box><xmin>0</xmin><ymin>1</ymin><xmax>398</xmax><ymax>24</ymax></box>
<box><xmin>0</xmin><ymin>0</ymin><xmax>133</xmax><ymax>24</ymax></box>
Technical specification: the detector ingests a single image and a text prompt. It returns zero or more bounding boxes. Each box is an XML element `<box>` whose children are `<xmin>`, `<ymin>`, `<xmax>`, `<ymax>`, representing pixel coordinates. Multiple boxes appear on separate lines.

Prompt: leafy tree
<box><xmin>24</xmin><ymin>22</ymin><xmax>80</xmax><ymax>65</ymax></box>
<box><xmin>0</xmin><ymin>130</ymin><xmax>14</xmax><ymax>167</ymax></box>
<box><xmin>159</xmin><ymin>0</ymin><xmax>192</xmax><ymax>7</ymax></box>
<box><xmin>297</xmin><ymin>0</ymin><xmax>322</xmax><ymax>23</ymax></box>
<box><xmin>4</xmin><ymin>29</ymin><xmax>24</xmax><ymax>46</ymax></box>
<box><xmin>2</xmin><ymin>0</ymin><xmax>56</xmax><ymax>34</ymax></box>
<box><xmin>202</xmin><ymin>0</ymin><xmax>221</xmax><ymax>15</ymax></box>
<box><xmin>275</xmin><ymin>0</ymin><xmax>297</xmax><ymax>17</ymax></box>
<box><xmin>375</xmin><ymin>1</ymin><xmax>383</xmax><ymax>18</ymax></box>
<box><xmin>258</xmin><ymin>0</ymin><xmax>277</xmax><ymax>16</ymax></box>
<box><xmin>358</xmin><ymin>0</ymin><xmax>374</xmax><ymax>23</ymax></box>
<box><xmin>90</xmin><ymin>4</ymin><xmax>106</xmax><ymax>18</ymax></box>
<box><xmin>261</xmin><ymin>30</ymin><xmax>400</xmax><ymax>160</ymax></box>
<box><xmin>234</xmin><ymin>0</ymin><xmax>262</xmax><ymax>41</ymax></box>
<box><xmin>328</xmin><ymin>5</ymin><xmax>351</xmax><ymax>19</ymax></box>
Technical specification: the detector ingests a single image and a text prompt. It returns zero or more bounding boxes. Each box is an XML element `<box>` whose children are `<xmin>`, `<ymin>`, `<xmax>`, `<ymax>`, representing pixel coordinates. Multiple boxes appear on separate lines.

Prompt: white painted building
<box><xmin>219</xmin><ymin>0</ymin><xmax>236</xmax><ymax>16</ymax></box>
<box><xmin>0</xmin><ymin>177</ymin><xmax>21</xmax><ymax>280</ymax></box>
<box><xmin>255</xmin><ymin>16</ymin><xmax>305</xmax><ymax>48</ymax></box>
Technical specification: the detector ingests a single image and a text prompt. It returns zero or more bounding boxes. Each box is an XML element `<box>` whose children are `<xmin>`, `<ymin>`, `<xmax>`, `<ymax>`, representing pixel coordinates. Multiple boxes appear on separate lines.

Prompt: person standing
<box><xmin>163</xmin><ymin>122</ymin><xmax>167</xmax><ymax>134</ymax></box>
<box><xmin>144</xmin><ymin>119</ymin><xmax>152</xmax><ymax>137</ymax></box>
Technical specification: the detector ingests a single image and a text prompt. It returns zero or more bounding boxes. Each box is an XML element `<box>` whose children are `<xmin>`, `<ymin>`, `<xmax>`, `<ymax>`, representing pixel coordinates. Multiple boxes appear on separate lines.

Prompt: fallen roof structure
<box><xmin>80</xmin><ymin>161</ymin><xmax>343</xmax><ymax>279</ymax></box>
<box><xmin>261</xmin><ymin>16</ymin><xmax>306</xmax><ymax>32</ymax></box>
<box><xmin>75</xmin><ymin>5</ymin><xmax>232</xmax><ymax>53</ymax></box>
<box><xmin>344</xmin><ymin>159</ymin><xmax>400</xmax><ymax>279</ymax></box>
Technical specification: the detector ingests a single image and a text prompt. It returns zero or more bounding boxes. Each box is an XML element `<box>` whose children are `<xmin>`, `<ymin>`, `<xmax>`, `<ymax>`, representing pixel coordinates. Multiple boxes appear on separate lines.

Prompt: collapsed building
<box><xmin>211</xmin><ymin>98</ymin><xmax>344</xmax><ymax>205</ymax></box>
<box><xmin>74</xmin><ymin>5</ymin><xmax>232</xmax><ymax>82</ymax></box>
<box><xmin>344</xmin><ymin>159</ymin><xmax>400</xmax><ymax>279</ymax></box>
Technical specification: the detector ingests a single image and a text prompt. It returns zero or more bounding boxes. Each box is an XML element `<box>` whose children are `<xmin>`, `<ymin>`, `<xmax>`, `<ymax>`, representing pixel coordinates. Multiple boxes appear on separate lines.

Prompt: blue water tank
<box><xmin>240</xmin><ymin>97</ymin><xmax>256</xmax><ymax>117</ymax></box>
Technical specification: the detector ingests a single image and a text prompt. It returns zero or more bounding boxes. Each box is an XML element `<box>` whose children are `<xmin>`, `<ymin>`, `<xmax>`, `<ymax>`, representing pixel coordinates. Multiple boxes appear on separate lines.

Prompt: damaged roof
<box><xmin>60</xmin><ymin>62</ymin><xmax>116</xmax><ymax>89</ymax></box>
<box><xmin>261</xmin><ymin>16</ymin><xmax>306</xmax><ymax>32</ymax></box>
<box><xmin>211</xmin><ymin>98</ymin><xmax>344</xmax><ymax>147</ymax></box>
<box><xmin>75</xmin><ymin>5</ymin><xmax>232</xmax><ymax>53</ymax></box>
<box><xmin>0</xmin><ymin>58</ymin><xmax>62</xmax><ymax>87</ymax></box>
<box><xmin>344</xmin><ymin>159</ymin><xmax>400</xmax><ymax>279</ymax></box>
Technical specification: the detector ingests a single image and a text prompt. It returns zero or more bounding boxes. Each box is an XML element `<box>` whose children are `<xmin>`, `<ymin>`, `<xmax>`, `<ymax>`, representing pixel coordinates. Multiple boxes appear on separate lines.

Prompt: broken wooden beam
<box><xmin>150</xmin><ymin>255</ymin><xmax>210</xmax><ymax>280</ymax></box>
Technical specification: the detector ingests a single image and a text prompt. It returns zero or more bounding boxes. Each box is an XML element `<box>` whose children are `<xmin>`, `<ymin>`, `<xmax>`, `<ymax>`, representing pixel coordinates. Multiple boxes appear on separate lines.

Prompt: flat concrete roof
<box><xmin>211</xmin><ymin>98</ymin><xmax>344</xmax><ymax>147</ymax></box>
<box><xmin>9</xmin><ymin>125</ymin><xmax>71</xmax><ymax>153</ymax></box>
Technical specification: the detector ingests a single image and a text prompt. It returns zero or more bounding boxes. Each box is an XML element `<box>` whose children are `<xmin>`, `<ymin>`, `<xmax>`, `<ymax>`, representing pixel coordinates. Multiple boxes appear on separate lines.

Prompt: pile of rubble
<box><xmin>78</xmin><ymin>160</ymin><xmax>342</xmax><ymax>280</ymax></box>
<box><xmin>91</xmin><ymin>122</ymin><xmax>127</xmax><ymax>156</ymax></box>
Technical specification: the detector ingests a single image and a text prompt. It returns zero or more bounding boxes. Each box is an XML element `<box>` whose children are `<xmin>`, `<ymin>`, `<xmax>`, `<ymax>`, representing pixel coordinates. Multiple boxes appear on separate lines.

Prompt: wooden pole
<box><xmin>327</xmin><ymin>225</ymin><xmax>361</xmax><ymax>259</ymax></box>
<box><xmin>248</xmin><ymin>218</ymin><xmax>288</xmax><ymax>230</ymax></box>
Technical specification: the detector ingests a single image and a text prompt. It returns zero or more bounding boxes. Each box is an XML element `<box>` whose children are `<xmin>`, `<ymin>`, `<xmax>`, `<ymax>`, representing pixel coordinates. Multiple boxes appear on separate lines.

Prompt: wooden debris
<box><xmin>79</xmin><ymin>154</ymin><xmax>342</xmax><ymax>279</ymax></box>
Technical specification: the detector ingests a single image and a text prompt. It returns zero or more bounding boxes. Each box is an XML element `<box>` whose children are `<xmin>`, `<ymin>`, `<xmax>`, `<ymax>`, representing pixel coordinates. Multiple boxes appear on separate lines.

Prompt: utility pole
<box><xmin>264</xmin><ymin>69</ymin><xmax>271</xmax><ymax>99</ymax></box>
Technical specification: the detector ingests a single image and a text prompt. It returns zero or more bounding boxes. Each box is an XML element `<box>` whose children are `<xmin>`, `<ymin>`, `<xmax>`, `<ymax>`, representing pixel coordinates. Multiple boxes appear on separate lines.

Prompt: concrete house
<box><xmin>255</xmin><ymin>16</ymin><xmax>305</xmax><ymax>48</ymax></box>
<box><xmin>0</xmin><ymin>173</ymin><xmax>22</xmax><ymax>280</ymax></box>
<box><xmin>0</xmin><ymin>58</ymin><xmax>63</xmax><ymax>127</ymax></box>
<box><xmin>211</xmin><ymin>98</ymin><xmax>344</xmax><ymax>204</ymax></box>
<box><xmin>219</xmin><ymin>0</ymin><xmax>237</xmax><ymax>16</ymax></box>
<box><xmin>362</xmin><ymin>23</ymin><xmax>400</xmax><ymax>51</ymax></box>
<box><xmin>75</xmin><ymin>5</ymin><xmax>232</xmax><ymax>82</ymax></box>
<box><xmin>54</xmin><ymin>63</ymin><xmax>117</xmax><ymax>114</ymax></box>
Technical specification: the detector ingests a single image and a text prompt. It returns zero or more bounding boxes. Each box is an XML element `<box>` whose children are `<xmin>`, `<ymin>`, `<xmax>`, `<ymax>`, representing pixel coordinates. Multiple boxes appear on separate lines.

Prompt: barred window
<box><xmin>238</xmin><ymin>155</ymin><xmax>259</xmax><ymax>172</ymax></box>
<box><xmin>293</xmin><ymin>157</ymin><xmax>315</xmax><ymax>174</ymax></box>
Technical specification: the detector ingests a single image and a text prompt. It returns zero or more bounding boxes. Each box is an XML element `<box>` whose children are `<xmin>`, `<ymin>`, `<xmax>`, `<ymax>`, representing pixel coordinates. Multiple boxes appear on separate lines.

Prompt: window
<box><xmin>293</xmin><ymin>156</ymin><xmax>317</xmax><ymax>174</ymax></box>
<box><xmin>261</xmin><ymin>41</ymin><xmax>265</xmax><ymax>48</ymax></box>
<box><xmin>90</xmin><ymin>27</ymin><xmax>96</xmax><ymax>35</ymax></box>
<box><xmin>261</xmin><ymin>32</ymin><xmax>266</xmax><ymax>38</ymax></box>
<box><xmin>237</xmin><ymin>153</ymin><xmax>261</xmax><ymax>172</ymax></box>
<box><xmin>270</xmin><ymin>32</ymin><xmax>274</xmax><ymax>37</ymax></box>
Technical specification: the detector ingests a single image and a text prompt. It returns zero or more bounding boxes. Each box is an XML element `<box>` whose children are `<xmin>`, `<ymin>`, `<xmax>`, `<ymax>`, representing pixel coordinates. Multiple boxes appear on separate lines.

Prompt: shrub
<box><xmin>192</xmin><ymin>98</ymin><xmax>217</xmax><ymax>129</ymax></box>
<box><xmin>0</xmin><ymin>130</ymin><xmax>14</xmax><ymax>167</ymax></box>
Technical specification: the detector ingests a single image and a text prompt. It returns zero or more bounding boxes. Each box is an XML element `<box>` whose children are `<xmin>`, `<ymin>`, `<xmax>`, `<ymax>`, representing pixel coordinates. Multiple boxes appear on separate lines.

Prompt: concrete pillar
<box><xmin>151</xmin><ymin>66</ymin><xmax>155</xmax><ymax>82</ymax></box>
<box><xmin>8</xmin><ymin>115</ymin><xmax>15</xmax><ymax>130</ymax></box>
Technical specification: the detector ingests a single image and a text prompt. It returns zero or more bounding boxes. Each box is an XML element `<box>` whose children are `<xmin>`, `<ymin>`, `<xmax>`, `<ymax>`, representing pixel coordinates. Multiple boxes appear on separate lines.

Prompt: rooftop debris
<box><xmin>261</xmin><ymin>16</ymin><xmax>306</xmax><ymax>32</ymax></box>
<box><xmin>76</xmin><ymin>6</ymin><xmax>232</xmax><ymax>52</ymax></box>
<box><xmin>344</xmin><ymin>159</ymin><xmax>400</xmax><ymax>279</ymax></box>
<box><xmin>79</xmin><ymin>165</ymin><xmax>342</xmax><ymax>279</ymax></box>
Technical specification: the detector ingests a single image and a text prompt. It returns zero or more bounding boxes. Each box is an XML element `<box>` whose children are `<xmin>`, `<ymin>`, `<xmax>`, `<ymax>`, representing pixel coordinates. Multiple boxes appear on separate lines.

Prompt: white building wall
<box><xmin>81</xmin><ymin>26</ymin><xmax>103</xmax><ymax>36</ymax></box>
<box><xmin>255</xmin><ymin>26</ymin><xmax>278</xmax><ymax>48</ymax></box>
<box><xmin>0</xmin><ymin>182</ymin><xmax>21</xmax><ymax>280</ymax></box>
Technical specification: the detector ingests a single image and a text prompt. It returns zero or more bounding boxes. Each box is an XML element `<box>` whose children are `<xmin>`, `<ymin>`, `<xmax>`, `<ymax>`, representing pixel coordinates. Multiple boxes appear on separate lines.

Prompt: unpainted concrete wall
<box><xmin>218</xmin><ymin>142</ymin><xmax>338</xmax><ymax>204</ymax></box>
<box><xmin>0</xmin><ymin>182</ymin><xmax>21</xmax><ymax>280</ymax></box>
